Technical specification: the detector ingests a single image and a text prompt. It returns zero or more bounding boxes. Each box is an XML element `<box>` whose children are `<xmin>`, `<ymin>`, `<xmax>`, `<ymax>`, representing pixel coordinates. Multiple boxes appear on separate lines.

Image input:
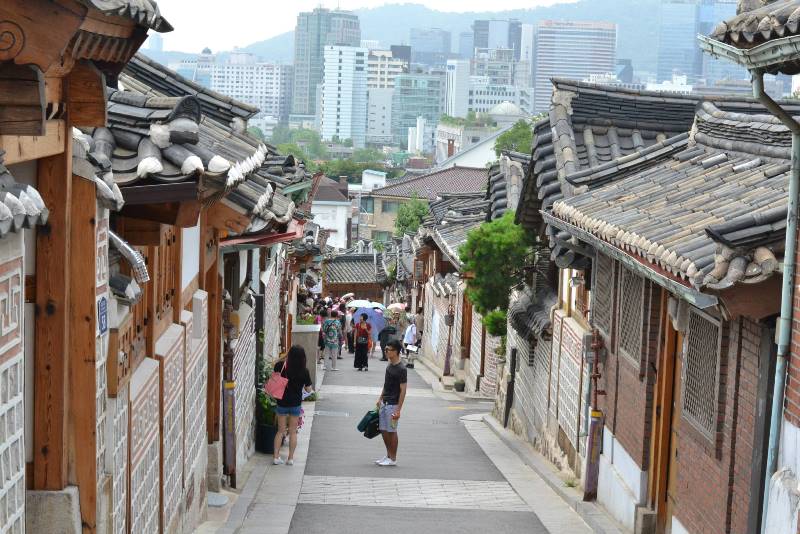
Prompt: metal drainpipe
<box><xmin>753</xmin><ymin>69</ymin><xmax>800</xmax><ymax>533</ymax></box>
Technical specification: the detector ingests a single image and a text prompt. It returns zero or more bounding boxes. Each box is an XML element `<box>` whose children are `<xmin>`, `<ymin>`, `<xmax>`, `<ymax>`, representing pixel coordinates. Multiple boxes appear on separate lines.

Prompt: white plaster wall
<box><xmin>764</xmin><ymin>418</ymin><xmax>800</xmax><ymax>534</ymax></box>
<box><xmin>310</xmin><ymin>201</ymin><xmax>350</xmax><ymax>250</ymax></box>
<box><xmin>671</xmin><ymin>516</ymin><xmax>691</xmax><ymax>534</ymax></box>
<box><xmin>597</xmin><ymin>427</ymin><xmax>647</xmax><ymax>531</ymax></box>
<box><xmin>181</xmin><ymin>224</ymin><xmax>200</xmax><ymax>290</ymax></box>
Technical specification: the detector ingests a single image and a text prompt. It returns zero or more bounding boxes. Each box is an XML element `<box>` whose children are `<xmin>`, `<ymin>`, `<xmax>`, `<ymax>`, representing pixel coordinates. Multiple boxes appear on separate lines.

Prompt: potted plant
<box><xmin>454</xmin><ymin>379</ymin><xmax>466</xmax><ymax>392</ymax></box>
<box><xmin>255</xmin><ymin>388</ymin><xmax>278</xmax><ymax>454</ymax></box>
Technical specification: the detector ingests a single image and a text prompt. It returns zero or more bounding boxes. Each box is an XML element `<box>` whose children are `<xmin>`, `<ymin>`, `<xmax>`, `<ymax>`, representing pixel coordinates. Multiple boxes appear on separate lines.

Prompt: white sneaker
<box><xmin>286</xmin><ymin>459</ymin><xmax>294</xmax><ymax>466</ymax></box>
<box><xmin>377</xmin><ymin>458</ymin><xmax>397</xmax><ymax>466</ymax></box>
<box><xmin>374</xmin><ymin>456</ymin><xmax>388</xmax><ymax>464</ymax></box>
<box><xmin>273</xmin><ymin>457</ymin><xmax>284</xmax><ymax>465</ymax></box>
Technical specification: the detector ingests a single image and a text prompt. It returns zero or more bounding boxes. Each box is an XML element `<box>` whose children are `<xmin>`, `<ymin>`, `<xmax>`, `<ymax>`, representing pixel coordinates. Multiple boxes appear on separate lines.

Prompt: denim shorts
<box><xmin>378</xmin><ymin>403</ymin><xmax>398</xmax><ymax>432</ymax></box>
<box><xmin>276</xmin><ymin>405</ymin><xmax>302</xmax><ymax>417</ymax></box>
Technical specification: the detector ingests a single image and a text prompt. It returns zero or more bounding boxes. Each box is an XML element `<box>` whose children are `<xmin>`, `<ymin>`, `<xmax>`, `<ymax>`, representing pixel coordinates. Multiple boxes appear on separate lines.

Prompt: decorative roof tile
<box><xmin>371</xmin><ymin>166</ymin><xmax>487</xmax><ymax>200</ymax></box>
<box><xmin>324</xmin><ymin>253</ymin><xmax>379</xmax><ymax>285</ymax></box>
<box><xmin>551</xmin><ymin>102</ymin><xmax>790</xmax><ymax>291</ymax></box>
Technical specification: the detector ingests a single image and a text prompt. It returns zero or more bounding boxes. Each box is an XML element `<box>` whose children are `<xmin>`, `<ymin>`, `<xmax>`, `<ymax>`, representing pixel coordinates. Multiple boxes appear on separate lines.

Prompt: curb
<box><xmin>482</xmin><ymin>414</ymin><xmax>628</xmax><ymax>534</ymax></box>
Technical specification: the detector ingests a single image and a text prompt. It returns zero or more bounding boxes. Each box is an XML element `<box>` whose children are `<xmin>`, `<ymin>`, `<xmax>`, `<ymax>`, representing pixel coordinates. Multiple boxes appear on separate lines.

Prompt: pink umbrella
<box><xmin>388</xmin><ymin>302</ymin><xmax>406</xmax><ymax>311</ymax></box>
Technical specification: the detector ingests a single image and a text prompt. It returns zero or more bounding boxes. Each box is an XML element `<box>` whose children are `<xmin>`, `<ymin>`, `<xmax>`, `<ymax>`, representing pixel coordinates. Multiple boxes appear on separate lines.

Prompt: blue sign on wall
<box><xmin>98</xmin><ymin>297</ymin><xmax>108</xmax><ymax>335</ymax></box>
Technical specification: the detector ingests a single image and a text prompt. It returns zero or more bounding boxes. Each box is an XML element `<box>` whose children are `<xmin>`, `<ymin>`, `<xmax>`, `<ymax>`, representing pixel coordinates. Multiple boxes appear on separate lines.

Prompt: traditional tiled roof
<box><xmin>508</xmin><ymin>250</ymin><xmax>557</xmax><ymax>341</ymax></box>
<box><xmin>125</xmin><ymin>54</ymin><xmax>257</xmax><ymax>124</ymax></box>
<box><xmin>314</xmin><ymin>177</ymin><xmax>350</xmax><ymax>203</ymax></box>
<box><xmin>430</xmin><ymin>273</ymin><xmax>460</xmax><ymax>297</ymax></box>
<box><xmin>551</xmin><ymin>102</ymin><xmax>790</xmax><ymax>291</ymax></box>
<box><xmin>112</xmin><ymin>59</ymin><xmax>305</xmax><ymax>227</ymax></box>
<box><xmin>428</xmin><ymin>192</ymin><xmax>490</xmax><ymax>226</ymax></box>
<box><xmin>324</xmin><ymin>253</ymin><xmax>379</xmax><ymax>285</ymax></box>
<box><xmin>517</xmin><ymin>78</ymin><xmax>800</xmax><ymax>240</ymax></box>
<box><xmin>81</xmin><ymin>0</ymin><xmax>173</xmax><ymax>32</ymax></box>
<box><xmin>371</xmin><ymin>166</ymin><xmax>487</xmax><ymax>200</ymax></box>
<box><xmin>487</xmin><ymin>151</ymin><xmax>530</xmax><ymax>221</ymax></box>
<box><xmin>0</xmin><ymin>151</ymin><xmax>48</xmax><ymax>236</ymax></box>
<box><xmin>420</xmin><ymin>191</ymin><xmax>488</xmax><ymax>269</ymax></box>
<box><xmin>710</xmin><ymin>1</ymin><xmax>800</xmax><ymax>49</ymax></box>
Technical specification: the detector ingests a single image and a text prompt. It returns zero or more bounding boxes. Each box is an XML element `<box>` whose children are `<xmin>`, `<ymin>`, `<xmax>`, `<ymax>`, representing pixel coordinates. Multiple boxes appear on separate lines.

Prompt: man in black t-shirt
<box><xmin>375</xmin><ymin>339</ymin><xmax>407</xmax><ymax>467</ymax></box>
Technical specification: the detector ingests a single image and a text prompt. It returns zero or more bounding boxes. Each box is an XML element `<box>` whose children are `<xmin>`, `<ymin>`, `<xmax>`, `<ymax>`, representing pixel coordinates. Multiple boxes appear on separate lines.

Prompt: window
<box><xmin>373</xmin><ymin>231</ymin><xmax>392</xmax><ymax>242</ymax></box>
<box><xmin>617</xmin><ymin>266</ymin><xmax>644</xmax><ymax>368</ymax></box>
<box><xmin>593</xmin><ymin>253</ymin><xmax>616</xmax><ymax>338</ymax></box>
<box><xmin>361</xmin><ymin>197</ymin><xmax>374</xmax><ymax>213</ymax></box>
<box><xmin>682</xmin><ymin>308</ymin><xmax>722</xmax><ymax>441</ymax></box>
<box><xmin>382</xmin><ymin>200</ymin><xmax>400</xmax><ymax>213</ymax></box>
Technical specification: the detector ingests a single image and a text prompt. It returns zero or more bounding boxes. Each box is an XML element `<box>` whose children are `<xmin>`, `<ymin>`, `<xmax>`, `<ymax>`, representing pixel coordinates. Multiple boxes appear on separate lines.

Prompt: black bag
<box><xmin>357</xmin><ymin>409</ymin><xmax>379</xmax><ymax>432</ymax></box>
<box><xmin>363</xmin><ymin>416</ymin><xmax>381</xmax><ymax>439</ymax></box>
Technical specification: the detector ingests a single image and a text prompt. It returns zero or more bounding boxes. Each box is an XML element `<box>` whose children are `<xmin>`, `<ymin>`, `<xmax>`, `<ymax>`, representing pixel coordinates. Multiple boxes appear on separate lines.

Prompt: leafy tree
<box><xmin>247</xmin><ymin>126</ymin><xmax>265</xmax><ymax>141</ymax></box>
<box><xmin>353</xmin><ymin>147</ymin><xmax>385</xmax><ymax>163</ymax></box>
<box><xmin>459</xmin><ymin>211</ymin><xmax>533</xmax><ymax>336</ymax></box>
<box><xmin>394</xmin><ymin>194</ymin><xmax>429</xmax><ymax>236</ymax></box>
<box><xmin>494</xmin><ymin>119</ymin><xmax>533</xmax><ymax>157</ymax></box>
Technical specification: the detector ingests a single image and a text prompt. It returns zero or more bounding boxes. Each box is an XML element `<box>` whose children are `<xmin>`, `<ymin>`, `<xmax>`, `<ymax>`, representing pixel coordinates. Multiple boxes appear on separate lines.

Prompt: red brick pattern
<box><xmin>673</xmin><ymin>317</ymin><xmax>763</xmax><ymax>534</ymax></box>
<box><xmin>788</xmin><ymin>246</ymin><xmax>800</xmax><ymax>427</ymax></box>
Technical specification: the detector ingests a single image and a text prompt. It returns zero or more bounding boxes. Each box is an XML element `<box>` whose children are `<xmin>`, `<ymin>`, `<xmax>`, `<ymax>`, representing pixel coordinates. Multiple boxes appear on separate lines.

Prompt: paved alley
<box><xmin>222</xmin><ymin>353</ymin><xmax>594</xmax><ymax>534</ymax></box>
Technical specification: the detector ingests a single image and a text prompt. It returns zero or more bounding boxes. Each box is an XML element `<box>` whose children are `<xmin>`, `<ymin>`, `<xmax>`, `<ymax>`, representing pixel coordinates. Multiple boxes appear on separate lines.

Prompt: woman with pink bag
<box><xmin>271</xmin><ymin>346</ymin><xmax>313</xmax><ymax>465</ymax></box>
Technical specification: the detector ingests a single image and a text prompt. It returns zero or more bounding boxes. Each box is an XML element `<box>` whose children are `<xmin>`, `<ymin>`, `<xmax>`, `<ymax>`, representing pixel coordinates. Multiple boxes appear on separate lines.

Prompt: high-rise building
<box><xmin>409</xmin><ymin>28</ymin><xmax>452</xmax><ymax>66</ymax></box>
<box><xmin>210</xmin><ymin>53</ymin><xmax>293</xmax><ymax>122</ymax></box>
<box><xmin>533</xmin><ymin>20</ymin><xmax>617</xmax><ymax>113</ymax></box>
<box><xmin>472</xmin><ymin>47</ymin><xmax>516</xmax><ymax>86</ymax></box>
<box><xmin>367</xmin><ymin>50</ymin><xmax>407</xmax><ymax>89</ymax></box>
<box><xmin>695</xmin><ymin>0</ymin><xmax>745</xmax><ymax>83</ymax></box>
<box><xmin>458</xmin><ymin>32</ymin><xmax>474</xmax><ymax>59</ymax></box>
<box><xmin>367</xmin><ymin>88</ymin><xmax>394</xmax><ymax>145</ymax></box>
<box><xmin>390</xmin><ymin>45</ymin><xmax>412</xmax><ymax>66</ymax></box>
<box><xmin>656</xmin><ymin>0</ymin><xmax>697</xmax><ymax>82</ymax></box>
<box><xmin>320</xmin><ymin>45</ymin><xmax>368</xmax><ymax>147</ymax></box>
<box><xmin>472</xmin><ymin>19</ymin><xmax>522</xmax><ymax>58</ymax></box>
<box><xmin>445</xmin><ymin>60</ymin><xmax>470</xmax><ymax>118</ymax></box>
<box><xmin>292</xmin><ymin>8</ymin><xmax>361</xmax><ymax>117</ymax></box>
<box><xmin>468</xmin><ymin>78</ymin><xmax>531</xmax><ymax>115</ymax></box>
<box><xmin>391</xmin><ymin>73</ymin><xmax>444</xmax><ymax>148</ymax></box>
<box><xmin>366</xmin><ymin>50</ymin><xmax>406</xmax><ymax>145</ymax></box>
<box><xmin>657</xmin><ymin>0</ymin><xmax>744</xmax><ymax>83</ymax></box>
<box><xmin>172</xmin><ymin>48</ymin><xmax>215</xmax><ymax>87</ymax></box>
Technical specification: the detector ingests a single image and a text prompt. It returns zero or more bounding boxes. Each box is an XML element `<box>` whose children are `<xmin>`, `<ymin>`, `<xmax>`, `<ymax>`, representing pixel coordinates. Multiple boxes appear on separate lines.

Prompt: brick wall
<box><xmin>673</xmin><ymin>316</ymin><xmax>764</xmax><ymax>534</ymax></box>
<box><xmin>482</xmin><ymin>331</ymin><xmax>501</xmax><ymax>396</ymax></box>
<box><xmin>599</xmin><ymin>278</ymin><xmax>660</xmax><ymax>470</ymax></box>
<box><xmin>467</xmin><ymin>308</ymin><xmax>483</xmax><ymax>393</ymax></box>
<box><xmin>787</xmin><ymin>245</ymin><xmax>800</xmax><ymax>427</ymax></box>
<box><xmin>129</xmin><ymin>358</ymin><xmax>161</xmax><ymax>534</ymax></box>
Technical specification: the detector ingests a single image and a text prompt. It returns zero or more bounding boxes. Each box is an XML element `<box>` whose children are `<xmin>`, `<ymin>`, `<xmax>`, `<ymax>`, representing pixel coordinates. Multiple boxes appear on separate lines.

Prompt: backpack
<box><xmin>323</xmin><ymin>320</ymin><xmax>339</xmax><ymax>345</ymax></box>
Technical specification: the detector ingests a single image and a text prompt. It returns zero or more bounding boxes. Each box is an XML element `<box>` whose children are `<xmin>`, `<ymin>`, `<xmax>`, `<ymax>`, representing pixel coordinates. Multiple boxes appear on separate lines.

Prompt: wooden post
<box><xmin>68</xmin><ymin>174</ymin><xmax>97</xmax><ymax>533</ymax></box>
<box><xmin>206</xmin><ymin>260</ymin><xmax>222</xmax><ymax>442</ymax></box>
<box><xmin>32</xmin><ymin>133</ymin><xmax>72</xmax><ymax>491</ymax></box>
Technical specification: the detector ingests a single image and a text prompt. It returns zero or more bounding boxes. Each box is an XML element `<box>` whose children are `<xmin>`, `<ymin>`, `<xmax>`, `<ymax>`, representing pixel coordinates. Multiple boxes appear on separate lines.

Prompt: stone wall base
<box><xmin>207</xmin><ymin>441</ymin><xmax>223</xmax><ymax>493</ymax></box>
<box><xmin>26</xmin><ymin>486</ymin><xmax>82</xmax><ymax>534</ymax></box>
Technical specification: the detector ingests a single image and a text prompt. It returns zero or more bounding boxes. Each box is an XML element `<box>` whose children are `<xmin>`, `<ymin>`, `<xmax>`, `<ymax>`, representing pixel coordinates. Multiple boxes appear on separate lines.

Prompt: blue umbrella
<box><xmin>355</xmin><ymin>307</ymin><xmax>385</xmax><ymax>341</ymax></box>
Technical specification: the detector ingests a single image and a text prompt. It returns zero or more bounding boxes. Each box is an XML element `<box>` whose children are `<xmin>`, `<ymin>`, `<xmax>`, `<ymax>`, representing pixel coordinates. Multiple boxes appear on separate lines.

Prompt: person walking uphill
<box><xmin>321</xmin><ymin>309</ymin><xmax>343</xmax><ymax>371</ymax></box>
<box><xmin>353</xmin><ymin>313</ymin><xmax>372</xmax><ymax>371</ymax></box>
<box><xmin>375</xmin><ymin>339</ymin><xmax>407</xmax><ymax>466</ymax></box>
<box><xmin>272</xmin><ymin>346</ymin><xmax>313</xmax><ymax>465</ymax></box>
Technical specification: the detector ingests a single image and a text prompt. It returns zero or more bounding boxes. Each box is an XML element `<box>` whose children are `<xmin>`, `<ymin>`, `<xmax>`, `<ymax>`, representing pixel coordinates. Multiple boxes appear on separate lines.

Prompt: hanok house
<box><xmin>414</xmin><ymin>191</ymin><xmax>505</xmax><ymax>394</ymax></box>
<box><xmin>0</xmin><ymin>1</ymin><xmax>179</xmax><ymax>533</ymax></box>
<box><xmin>704</xmin><ymin>2</ymin><xmax>800</xmax><ymax>532</ymax></box>
<box><xmin>358</xmin><ymin>166</ymin><xmax>488</xmax><ymax>243</ymax></box>
<box><xmin>322</xmin><ymin>252</ymin><xmax>384</xmax><ymax>302</ymax></box>
<box><xmin>512</xmin><ymin>78</ymin><xmax>799</xmax><ymax>534</ymax></box>
<box><xmin>117</xmin><ymin>53</ymin><xmax>314</xmax><ymax>493</ymax></box>
<box><xmin>0</xmin><ymin>1</ymin><xmax>309</xmax><ymax>528</ymax></box>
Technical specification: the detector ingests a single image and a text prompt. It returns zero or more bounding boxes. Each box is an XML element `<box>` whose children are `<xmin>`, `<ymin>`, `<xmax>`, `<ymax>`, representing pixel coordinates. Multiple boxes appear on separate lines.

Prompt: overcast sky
<box><xmin>152</xmin><ymin>0</ymin><xmax>572</xmax><ymax>52</ymax></box>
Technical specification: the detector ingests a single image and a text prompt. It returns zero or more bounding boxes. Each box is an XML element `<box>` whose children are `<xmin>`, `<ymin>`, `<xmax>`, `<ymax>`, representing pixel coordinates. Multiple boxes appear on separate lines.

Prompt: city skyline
<box><xmin>147</xmin><ymin>0</ymin><xmax>572</xmax><ymax>53</ymax></box>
